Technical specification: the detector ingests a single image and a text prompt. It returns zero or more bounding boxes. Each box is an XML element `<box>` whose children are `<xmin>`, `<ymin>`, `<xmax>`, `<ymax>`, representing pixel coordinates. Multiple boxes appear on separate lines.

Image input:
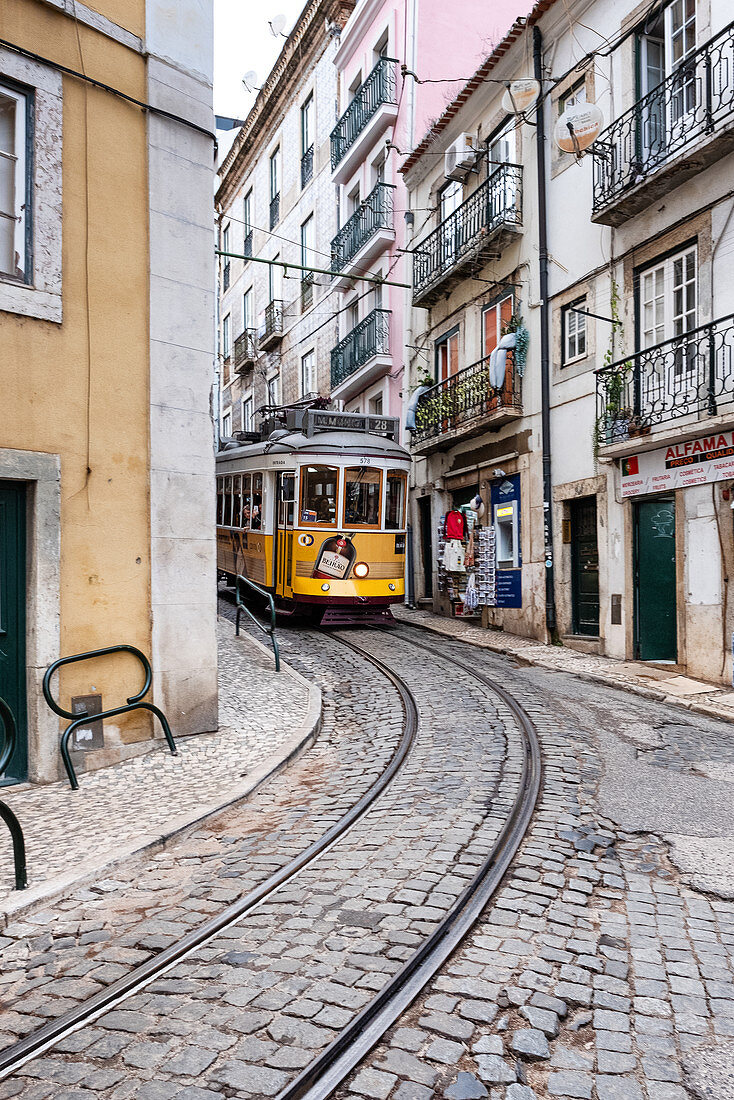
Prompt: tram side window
<box><xmin>280</xmin><ymin>473</ymin><xmax>295</xmax><ymax>528</ymax></box>
<box><xmin>344</xmin><ymin>467</ymin><xmax>382</xmax><ymax>528</ymax></box>
<box><xmin>217</xmin><ymin>477</ymin><xmax>224</xmax><ymax>526</ymax></box>
<box><xmin>242</xmin><ymin>474</ymin><xmax>252</xmax><ymax>527</ymax></box>
<box><xmin>251</xmin><ymin>473</ymin><xmax>263</xmax><ymax>529</ymax></box>
<box><xmin>232</xmin><ymin>475</ymin><xmax>242</xmax><ymax>529</ymax></box>
<box><xmin>385</xmin><ymin>470</ymin><xmax>407</xmax><ymax>530</ymax></box>
<box><xmin>223</xmin><ymin>476</ymin><xmax>233</xmax><ymax>527</ymax></box>
<box><xmin>300</xmin><ymin>466</ymin><xmax>339</xmax><ymax>526</ymax></box>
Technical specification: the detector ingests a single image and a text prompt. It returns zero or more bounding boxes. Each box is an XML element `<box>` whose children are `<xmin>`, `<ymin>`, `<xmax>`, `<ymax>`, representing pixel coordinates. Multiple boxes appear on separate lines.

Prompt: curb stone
<box><xmin>0</xmin><ymin>628</ymin><xmax>322</xmax><ymax>928</ymax></box>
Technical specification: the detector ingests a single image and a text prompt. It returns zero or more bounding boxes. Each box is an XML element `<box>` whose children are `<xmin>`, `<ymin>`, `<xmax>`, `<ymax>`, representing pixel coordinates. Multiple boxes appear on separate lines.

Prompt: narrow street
<box><xmin>0</xmin><ymin>607</ymin><xmax>732</xmax><ymax>1099</ymax></box>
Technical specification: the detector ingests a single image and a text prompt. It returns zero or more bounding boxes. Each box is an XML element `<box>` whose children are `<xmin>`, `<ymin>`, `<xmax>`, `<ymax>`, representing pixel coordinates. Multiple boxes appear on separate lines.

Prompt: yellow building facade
<box><xmin>0</xmin><ymin>0</ymin><xmax>218</xmax><ymax>783</ymax></box>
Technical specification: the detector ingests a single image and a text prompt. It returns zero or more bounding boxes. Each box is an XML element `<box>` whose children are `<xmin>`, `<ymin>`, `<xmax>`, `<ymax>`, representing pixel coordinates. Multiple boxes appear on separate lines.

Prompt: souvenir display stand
<box><xmin>436</xmin><ymin>503</ymin><xmax>496</xmax><ymax>617</ymax></box>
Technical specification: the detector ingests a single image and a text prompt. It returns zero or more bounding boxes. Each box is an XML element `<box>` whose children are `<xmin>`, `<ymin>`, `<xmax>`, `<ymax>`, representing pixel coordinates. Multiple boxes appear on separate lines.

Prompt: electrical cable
<box><xmin>0</xmin><ymin>36</ymin><xmax>218</xmax><ymax>149</ymax></box>
<box><xmin>72</xmin><ymin>3</ymin><xmax>93</xmax><ymax>498</ymax></box>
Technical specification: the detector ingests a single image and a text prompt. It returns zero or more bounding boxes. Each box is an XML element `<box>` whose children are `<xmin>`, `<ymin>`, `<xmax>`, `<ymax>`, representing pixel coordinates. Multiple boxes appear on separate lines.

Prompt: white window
<box><xmin>369</xmin><ymin>392</ymin><xmax>383</xmax><ymax>415</ymax></box>
<box><xmin>0</xmin><ymin>81</ymin><xmax>29</xmax><ymax>282</ymax></box>
<box><xmin>243</xmin><ymin>288</ymin><xmax>253</xmax><ymax>330</ymax></box>
<box><xmin>270</xmin><ymin>148</ymin><xmax>279</xmax><ymax>200</ymax></box>
<box><xmin>222</xmin><ymin>223</ymin><xmax>230</xmax><ymax>255</ymax></box>
<box><xmin>301</xmin><ymin>95</ymin><xmax>313</xmax><ymax>155</ymax></box>
<box><xmin>222</xmin><ymin>313</ymin><xmax>231</xmax><ymax>358</ymax></box>
<box><xmin>301</xmin><ymin>214</ymin><xmax>314</xmax><ymax>269</ymax></box>
<box><xmin>301</xmin><ymin>350</ymin><xmax>316</xmax><ymax>396</ymax></box>
<box><xmin>640</xmin><ymin>245</ymin><xmax>697</xmax><ymax>349</ymax></box>
<box><xmin>267</xmin><ymin>374</ymin><xmax>280</xmax><ymax>406</ymax></box>
<box><xmin>243</xmin><ymin>190</ymin><xmax>252</xmax><ymax>233</ymax></box>
<box><xmin>242</xmin><ymin>394</ymin><xmax>254</xmax><ymax>432</ymax></box>
<box><xmin>222</xmin><ymin>409</ymin><xmax>232</xmax><ymax>438</ymax></box>
<box><xmin>560</xmin><ymin>80</ymin><xmax>587</xmax><ymax>113</ymax></box>
<box><xmin>269</xmin><ymin>254</ymin><xmax>282</xmax><ymax>302</ymax></box>
<box><xmin>563</xmin><ymin>298</ymin><xmax>587</xmax><ymax>363</ymax></box>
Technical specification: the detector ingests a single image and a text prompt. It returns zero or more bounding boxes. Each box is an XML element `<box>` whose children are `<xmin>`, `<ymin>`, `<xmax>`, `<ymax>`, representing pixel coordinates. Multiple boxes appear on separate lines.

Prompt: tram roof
<box><xmin>216</xmin><ymin>429</ymin><xmax>411</xmax><ymax>466</ymax></box>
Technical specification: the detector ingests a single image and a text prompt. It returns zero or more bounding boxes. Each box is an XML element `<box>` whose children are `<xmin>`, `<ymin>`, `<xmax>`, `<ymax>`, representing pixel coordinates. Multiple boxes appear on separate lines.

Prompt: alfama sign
<box><xmin>620</xmin><ymin>429</ymin><xmax>734</xmax><ymax>498</ymax></box>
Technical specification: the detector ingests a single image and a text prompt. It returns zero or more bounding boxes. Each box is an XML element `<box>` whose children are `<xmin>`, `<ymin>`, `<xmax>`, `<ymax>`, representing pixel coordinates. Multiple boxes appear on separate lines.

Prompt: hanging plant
<box><xmin>501</xmin><ymin>312</ymin><xmax>529</xmax><ymax>376</ymax></box>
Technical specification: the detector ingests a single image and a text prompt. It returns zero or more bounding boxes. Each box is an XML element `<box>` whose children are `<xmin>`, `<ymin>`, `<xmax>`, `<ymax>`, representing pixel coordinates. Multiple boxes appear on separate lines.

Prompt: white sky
<box><xmin>214</xmin><ymin>0</ymin><xmax>307</xmax><ymax>158</ymax></box>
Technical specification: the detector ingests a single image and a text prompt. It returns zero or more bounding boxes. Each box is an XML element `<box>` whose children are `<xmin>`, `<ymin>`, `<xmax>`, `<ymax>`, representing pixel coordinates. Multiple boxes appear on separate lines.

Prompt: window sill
<box><xmin>0</xmin><ymin>280</ymin><xmax>62</xmax><ymax>323</ymax></box>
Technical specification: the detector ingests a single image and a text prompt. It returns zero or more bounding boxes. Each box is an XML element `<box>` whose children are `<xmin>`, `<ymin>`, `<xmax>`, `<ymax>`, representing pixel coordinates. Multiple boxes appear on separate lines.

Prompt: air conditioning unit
<box><xmin>444</xmin><ymin>133</ymin><xmax>478</xmax><ymax>180</ymax></box>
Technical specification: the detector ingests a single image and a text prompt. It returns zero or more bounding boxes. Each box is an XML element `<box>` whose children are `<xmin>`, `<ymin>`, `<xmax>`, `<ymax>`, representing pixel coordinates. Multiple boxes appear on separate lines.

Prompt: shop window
<box><xmin>494</xmin><ymin>500</ymin><xmax>519</xmax><ymax>568</ymax></box>
<box><xmin>344</xmin><ymin>468</ymin><xmax>382</xmax><ymax>527</ymax></box>
<box><xmin>385</xmin><ymin>470</ymin><xmax>406</xmax><ymax>530</ymax></box>
<box><xmin>251</xmin><ymin>472</ymin><xmax>263</xmax><ymax>529</ymax></box>
<box><xmin>300</xmin><ymin>465</ymin><xmax>339</xmax><ymax>526</ymax></box>
<box><xmin>563</xmin><ymin>298</ymin><xmax>587</xmax><ymax>364</ymax></box>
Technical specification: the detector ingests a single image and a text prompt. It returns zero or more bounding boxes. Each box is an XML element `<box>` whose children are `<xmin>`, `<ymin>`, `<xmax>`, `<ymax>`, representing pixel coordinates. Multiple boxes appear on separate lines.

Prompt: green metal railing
<box><xmin>331</xmin><ymin>58</ymin><xmax>398</xmax><ymax>169</ymax></box>
<box><xmin>235</xmin><ymin>575</ymin><xmax>281</xmax><ymax>671</ymax></box>
<box><xmin>43</xmin><ymin>646</ymin><xmax>178</xmax><ymax>791</ymax></box>
<box><xmin>331</xmin><ymin>183</ymin><xmax>395</xmax><ymax>273</ymax></box>
<box><xmin>0</xmin><ymin>697</ymin><xmax>27</xmax><ymax>890</ymax></box>
<box><xmin>331</xmin><ymin>308</ymin><xmax>391</xmax><ymax>389</ymax></box>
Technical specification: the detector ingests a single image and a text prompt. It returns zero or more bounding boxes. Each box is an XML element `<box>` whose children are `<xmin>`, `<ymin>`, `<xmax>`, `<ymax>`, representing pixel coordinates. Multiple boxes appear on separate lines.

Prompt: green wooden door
<box><xmin>0</xmin><ymin>483</ymin><xmax>27</xmax><ymax>783</ymax></box>
<box><xmin>635</xmin><ymin>496</ymin><xmax>677</xmax><ymax>662</ymax></box>
<box><xmin>571</xmin><ymin>497</ymin><xmax>600</xmax><ymax>636</ymax></box>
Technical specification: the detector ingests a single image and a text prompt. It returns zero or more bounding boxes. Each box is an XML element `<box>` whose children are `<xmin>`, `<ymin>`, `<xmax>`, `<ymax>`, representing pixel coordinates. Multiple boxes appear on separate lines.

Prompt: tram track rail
<box><xmin>0</xmin><ymin>621</ymin><xmax>543</xmax><ymax>1099</ymax></box>
<box><xmin>0</xmin><ymin>635</ymin><xmax>418</xmax><ymax>1082</ymax></box>
<box><xmin>275</xmin><ymin>625</ymin><xmax>542</xmax><ymax>1100</ymax></box>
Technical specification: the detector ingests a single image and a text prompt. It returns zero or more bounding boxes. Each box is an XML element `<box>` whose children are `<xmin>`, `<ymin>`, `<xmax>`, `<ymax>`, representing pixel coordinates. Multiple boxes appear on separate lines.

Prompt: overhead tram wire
<box><xmin>215</xmin><ymin>251</ymin><xmax>411</xmax><ymax>289</ymax></box>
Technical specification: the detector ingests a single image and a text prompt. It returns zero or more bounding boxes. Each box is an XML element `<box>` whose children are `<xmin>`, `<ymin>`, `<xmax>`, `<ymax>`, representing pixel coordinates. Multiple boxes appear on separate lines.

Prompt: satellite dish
<box><xmin>554</xmin><ymin>102</ymin><xmax>604</xmax><ymax>154</ymax></box>
<box><xmin>501</xmin><ymin>79</ymin><xmax>540</xmax><ymax>115</ymax></box>
<box><xmin>243</xmin><ymin>70</ymin><xmax>259</xmax><ymax>91</ymax></box>
<box><xmin>269</xmin><ymin>13</ymin><xmax>287</xmax><ymax>35</ymax></box>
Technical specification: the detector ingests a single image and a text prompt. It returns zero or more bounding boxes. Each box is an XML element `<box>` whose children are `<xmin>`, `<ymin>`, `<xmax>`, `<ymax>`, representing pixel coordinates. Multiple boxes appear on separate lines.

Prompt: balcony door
<box><xmin>436</xmin><ymin>327</ymin><xmax>459</xmax><ymax>382</ymax></box>
<box><xmin>439</xmin><ymin>180</ymin><xmax>463</xmax><ymax>268</ymax></box>
<box><xmin>638</xmin><ymin>0</ymin><xmax>697</xmax><ymax>166</ymax></box>
<box><xmin>638</xmin><ymin>245</ymin><xmax>697</xmax><ymax>419</ymax></box>
<box><xmin>483</xmin><ymin>295</ymin><xmax>514</xmax><ymax>406</ymax></box>
<box><xmin>488</xmin><ymin>122</ymin><xmax>518</xmax><ymax>216</ymax></box>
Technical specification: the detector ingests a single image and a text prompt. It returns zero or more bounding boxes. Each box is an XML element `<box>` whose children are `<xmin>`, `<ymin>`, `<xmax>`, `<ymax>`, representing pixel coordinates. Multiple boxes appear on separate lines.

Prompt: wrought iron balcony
<box><xmin>331</xmin><ymin>183</ymin><xmax>394</xmax><ymax>275</ymax></box>
<box><xmin>243</xmin><ymin>229</ymin><xmax>253</xmax><ymax>259</ymax></box>
<box><xmin>301</xmin><ymin>271</ymin><xmax>314</xmax><ymax>312</ymax></box>
<box><xmin>260</xmin><ymin>299</ymin><xmax>284</xmax><ymax>351</ymax></box>
<box><xmin>593</xmin><ymin>21</ymin><xmax>734</xmax><ymax>225</ymax></box>
<box><xmin>411</xmin><ymin>348</ymin><xmax>522</xmax><ymax>449</ymax></box>
<box><xmin>301</xmin><ymin>145</ymin><xmax>314</xmax><ymax>188</ymax></box>
<box><xmin>331</xmin><ymin>308</ymin><xmax>390</xmax><ymax>390</ymax></box>
<box><xmin>412</xmin><ymin>164</ymin><xmax>523</xmax><ymax>307</ymax></box>
<box><xmin>223</xmin><ymin>260</ymin><xmax>230</xmax><ymax>291</ymax></box>
<box><xmin>595</xmin><ymin>315</ymin><xmax>734</xmax><ymax>446</ymax></box>
<box><xmin>234</xmin><ymin>329</ymin><xmax>257</xmax><ymax>371</ymax></box>
<box><xmin>269</xmin><ymin>194</ymin><xmax>280</xmax><ymax>230</ymax></box>
<box><xmin>331</xmin><ymin>58</ymin><xmax>398</xmax><ymax>170</ymax></box>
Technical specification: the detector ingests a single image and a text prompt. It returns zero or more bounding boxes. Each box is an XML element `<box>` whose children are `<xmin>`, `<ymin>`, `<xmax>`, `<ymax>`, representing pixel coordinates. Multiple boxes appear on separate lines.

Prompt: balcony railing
<box><xmin>413</xmin><ymin>164</ymin><xmax>523</xmax><ymax>306</ymax></box>
<box><xmin>595</xmin><ymin>315</ymin><xmax>734</xmax><ymax>445</ymax></box>
<box><xmin>593</xmin><ymin>21</ymin><xmax>734</xmax><ymax>218</ymax></box>
<box><xmin>301</xmin><ymin>145</ymin><xmax>314</xmax><ymax>188</ymax></box>
<box><xmin>331</xmin><ymin>308</ymin><xmax>390</xmax><ymax>389</ymax></box>
<box><xmin>234</xmin><ymin>329</ymin><xmax>257</xmax><ymax>370</ymax></box>
<box><xmin>223</xmin><ymin>260</ymin><xmax>230</xmax><ymax>291</ymax></box>
<box><xmin>243</xmin><ymin>229</ymin><xmax>253</xmax><ymax>259</ymax></box>
<box><xmin>301</xmin><ymin>271</ymin><xmax>314</xmax><ymax>312</ymax></box>
<box><xmin>261</xmin><ymin>299</ymin><xmax>284</xmax><ymax>349</ymax></box>
<box><xmin>411</xmin><ymin>348</ymin><xmax>522</xmax><ymax>446</ymax></box>
<box><xmin>331</xmin><ymin>183</ymin><xmax>395</xmax><ymax>274</ymax></box>
<box><xmin>331</xmin><ymin>58</ymin><xmax>398</xmax><ymax>169</ymax></box>
<box><xmin>270</xmin><ymin>194</ymin><xmax>280</xmax><ymax>229</ymax></box>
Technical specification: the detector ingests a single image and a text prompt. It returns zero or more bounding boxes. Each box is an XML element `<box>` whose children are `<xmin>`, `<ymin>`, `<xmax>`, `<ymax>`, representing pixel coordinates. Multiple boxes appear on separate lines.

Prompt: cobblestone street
<box><xmin>0</xmin><ymin>606</ymin><xmax>733</xmax><ymax>1100</ymax></box>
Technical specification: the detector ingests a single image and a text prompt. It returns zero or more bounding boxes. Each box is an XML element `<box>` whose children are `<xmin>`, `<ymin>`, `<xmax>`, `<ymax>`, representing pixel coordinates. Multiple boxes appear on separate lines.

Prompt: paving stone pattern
<box><xmin>0</xmin><ymin>620</ymin><xmax>405</xmax><ymax>1049</ymax></box>
<box><xmin>332</xmin><ymin>630</ymin><xmax>734</xmax><ymax>1100</ymax></box>
<box><xmin>0</xmin><ymin>621</ymin><xmax>308</xmax><ymax>901</ymax></box>
<box><xmin>0</xmin><ymin>625</ymin><xmax>525</xmax><ymax>1097</ymax></box>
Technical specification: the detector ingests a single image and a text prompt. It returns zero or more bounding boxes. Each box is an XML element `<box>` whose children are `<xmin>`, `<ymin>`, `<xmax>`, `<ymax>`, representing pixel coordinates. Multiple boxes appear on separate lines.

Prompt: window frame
<box><xmin>0</xmin><ymin>77</ymin><xmax>32</xmax><ymax>285</ymax></box>
<box><xmin>222</xmin><ymin>313</ymin><xmax>231</xmax><ymax>359</ymax></box>
<box><xmin>269</xmin><ymin>147</ymin><xmax>280</xmax><ymax>202</ymax></box>
<box><xmin>301</xmin><ymin>349</ymin><xmax>316</xmax><ymax>396</ymax></box>
<box><xmin>241</xmin><ymin>393</ymin><xmax>254</xmax><ymax>432</ymax></box>
<box><xmin>562</xmin><ymin>297</ymin><xmax>588</xmax><ymax>365</ymax></box>
<box><xmin>385</xmin><ymin>469</ymin><xmax>407</xmax><ymax>531</ymax></box>
<box><xmin>299</xmin><ymin>464</ymin><xmax>340</xmax><ymax>528</ymax></box>
<box><xmin>559</xmin><ymin>78</ymin><xmax>587</xmax><ymax>113</ymax></box>
<box><xmin>301</xmin><ymin>94</ymin><xmax>313</xmax><ymax>156</ymax></box>
<box><xmin>343</xmin><ymin>466</ymin><xmax>383</xmax><ymax>530</ymax></box>
<box><xmin>435</xmin><ymin>324</ymin><xmax>460</xmax><ymax>382</ymax></box>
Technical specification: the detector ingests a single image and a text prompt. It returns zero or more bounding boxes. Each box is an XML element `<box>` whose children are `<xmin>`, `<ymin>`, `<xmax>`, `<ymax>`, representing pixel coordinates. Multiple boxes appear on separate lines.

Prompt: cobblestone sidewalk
<box><xmin>395</xmin><ymin>607</ymin><xmax>734</xmax><ymax>725</ymax></box>
<box><xmin>0</xmin><ymin>619</ymin><xmax>319</xmax><ymax>919</ymax></box>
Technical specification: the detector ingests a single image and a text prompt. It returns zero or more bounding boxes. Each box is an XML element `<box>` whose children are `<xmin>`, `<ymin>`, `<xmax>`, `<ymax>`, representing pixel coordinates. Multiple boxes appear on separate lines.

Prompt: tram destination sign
<box><xmin>620</xmin><ymin>428</ymin><xmax>734</xmax><ymax>498</ymax></box>
<box><xmin>308</xmin><ymin>409</ymin><xmax>398</xmax><ymax>439</ymax></box>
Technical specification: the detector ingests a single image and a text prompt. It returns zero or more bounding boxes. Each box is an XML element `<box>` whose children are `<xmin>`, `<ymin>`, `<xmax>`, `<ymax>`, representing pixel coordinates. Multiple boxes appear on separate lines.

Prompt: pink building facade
<box><xmin>328</xmin><ymin>0</ymin><xmax>522</xmax><ymax>427</ymax></box>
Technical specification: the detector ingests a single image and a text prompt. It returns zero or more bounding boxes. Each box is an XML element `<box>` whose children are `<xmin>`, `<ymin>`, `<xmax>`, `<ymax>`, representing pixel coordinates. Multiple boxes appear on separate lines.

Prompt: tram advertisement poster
<box><xmin>312</xmin><ymin>533</ymin><xmax>357</xmax><ymax>580</ymax></box>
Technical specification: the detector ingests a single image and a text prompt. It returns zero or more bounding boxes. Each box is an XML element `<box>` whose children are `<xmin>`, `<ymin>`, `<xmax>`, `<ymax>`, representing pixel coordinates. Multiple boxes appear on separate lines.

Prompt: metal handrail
<box><xmin>331</xmin><ymin>58</ymin><xmax>398</xmax><ymax>169</ymax></box>
<box><xmin>0</xmin><ymin>697</ymin><xmax>27</xmax><ymax>890</ymax></box>
<box><xmin>42</xmin><ymin>645</ymin><xmax>178</xmax><ymax>791</ymax></box>
<box><xmin>235</xmin><ymin>575</ymin><xmax>281</xmax><ymax>672</ymax></box>
<box><xmin>331</xmin><ymin>308</ymin><xmax>391</xmax><ymax>389</ymax></box>
<box><xmin>331</xmin><ymin>182</ymin><xmax>395</xmax><ymax>273</ymax></box>
<box><xmin>411</xmin><ymin>346</ymin><xmax>522</xmax><ymax>444</ymax></box>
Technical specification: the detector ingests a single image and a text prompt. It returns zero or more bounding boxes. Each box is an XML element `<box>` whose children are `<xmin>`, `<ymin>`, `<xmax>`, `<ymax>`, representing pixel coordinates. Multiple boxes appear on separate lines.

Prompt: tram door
<box><xmin>276</xmin><ymin>472</ymin><xmax>295</xmax><ymax>599</ymax></box>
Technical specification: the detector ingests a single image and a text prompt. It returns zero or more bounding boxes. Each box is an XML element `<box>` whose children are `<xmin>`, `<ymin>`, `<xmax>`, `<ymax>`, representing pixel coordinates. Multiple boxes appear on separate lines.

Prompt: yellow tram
<box><xmin>216</xmin><ymin>406</ymin><xmax>410</xmax><ymax>624</ymax></box>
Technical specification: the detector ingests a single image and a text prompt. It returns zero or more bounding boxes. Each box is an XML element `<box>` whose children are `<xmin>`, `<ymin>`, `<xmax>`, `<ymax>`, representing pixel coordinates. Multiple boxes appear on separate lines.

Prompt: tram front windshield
<box><xmin>300</xmin><ymin>465</ymin><xmax>338</xmax><ymax>525</ymax></box>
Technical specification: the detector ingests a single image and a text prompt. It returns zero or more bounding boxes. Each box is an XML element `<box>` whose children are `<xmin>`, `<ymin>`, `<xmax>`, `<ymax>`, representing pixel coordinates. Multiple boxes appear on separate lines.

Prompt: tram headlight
<box><xmin>388</xmin><ymin>583</ymin><xmax>396</xmax><ymax>591</ymax></box>
<box><xmin>321</xmin><ymin>582</ymin><xmax>330</xmax><ymax>592</ymax></box>
<box><xmin>353</xmin><ymin>562</ymin><xmax>370</xmax><ymax>578</ymax></box>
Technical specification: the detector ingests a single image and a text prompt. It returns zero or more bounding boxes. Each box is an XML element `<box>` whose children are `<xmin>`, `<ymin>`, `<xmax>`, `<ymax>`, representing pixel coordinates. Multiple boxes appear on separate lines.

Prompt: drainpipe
<box><xmin>533</xmin><ymin>25</ymin><xmax>558</xmax><ymax>640</ymax></box>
